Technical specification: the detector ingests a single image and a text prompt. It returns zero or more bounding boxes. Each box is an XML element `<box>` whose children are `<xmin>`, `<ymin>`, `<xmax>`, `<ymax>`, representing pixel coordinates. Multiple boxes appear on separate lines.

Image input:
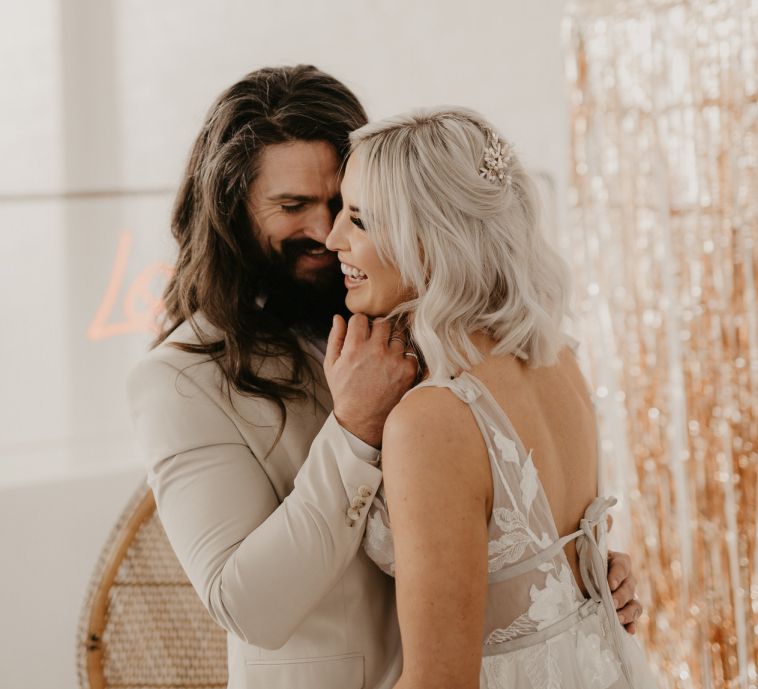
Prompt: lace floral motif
<box><xmin>575</xmin><ymin>631</ymin><xmax>621</xmax><ymax>689</ymax></box>
<box><xmin>484</xmin><ymin>562</ymin><xmax>579</xmax><ymax>644</ymax></box>
<box><xmin>481</xmin><ymin>626</ymin><xmax>623</xmax><ymax>689</ymax></box>
<box><xmin>448</xmin><ymin>376</ymin><xmax>481</xmax><ymax>403</ymax></box>
<box><xmin>364</xmin><ymin>507</ymin><xmax>395</xmax><ymax>576</ymax></box>
<box><xmin>485</xmin><ymin>611</ymin><xmax>537</xmax><ymax>644</ymax></box>
<box><xmin>520</xmin><ymin>450</ymin><xmax>539</xmax><ymax>512</ymax></box>
<box><xmin>488</xmin><ymin>508</ymin><xmax>533</xmax><ymax>570</ymax></box>
<box><xmin>491</xmin><ymin>426</ymin><xmax>519</xmax><ymax>463</ymax></box>
<box><xmin>523</xmin><ymin>644</ymin><xmax>562</xmax><ymax>689</ymax></box>
<box><xmin>482</xmin><ymin>645</ymin><xmax>562</xmax><ymax>689</ymax></box>
<box><xmin>485</xmin><ymin>423</ymin><xmax>546</xmax><ymax>572</ymax></box>
<box><xmin>527</xmin><ymin>564</ymin><xmax>581</xmax><ymax>630</ymax></box>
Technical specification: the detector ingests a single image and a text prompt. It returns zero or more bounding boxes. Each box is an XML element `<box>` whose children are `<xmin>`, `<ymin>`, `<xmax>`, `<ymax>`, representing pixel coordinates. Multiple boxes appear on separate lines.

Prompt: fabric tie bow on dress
<box><xmin>575</xmin><ymin>496</ymin><xmax>636</xmax><ymax>687</ymax></box>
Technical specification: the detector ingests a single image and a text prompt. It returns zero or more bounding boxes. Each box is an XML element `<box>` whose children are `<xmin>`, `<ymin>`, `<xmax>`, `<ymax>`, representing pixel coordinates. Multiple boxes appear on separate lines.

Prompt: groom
<box><xmin>128</xmin><ymin>64</ymin><xmax>641</xmax><ymax>689</ymax></box>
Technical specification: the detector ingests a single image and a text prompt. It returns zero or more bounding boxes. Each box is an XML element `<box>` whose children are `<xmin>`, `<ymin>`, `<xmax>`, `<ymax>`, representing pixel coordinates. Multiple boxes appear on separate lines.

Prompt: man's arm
<box><xmin>128</xmin><ymin>357</ymin><xmax>379</xmax><ymax>649</ymax></box>
<box><xmin>127</xmin><ymin>321</ymin><xmax>415</xmax><ymax>649</ymax></box>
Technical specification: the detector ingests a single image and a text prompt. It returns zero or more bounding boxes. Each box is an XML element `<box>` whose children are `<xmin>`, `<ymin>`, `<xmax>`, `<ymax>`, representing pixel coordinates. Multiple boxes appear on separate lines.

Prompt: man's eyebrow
<box><xmin>267</xmin><ymin>193</ymin><xmax>318</xmax><ymax>202</ymax></box>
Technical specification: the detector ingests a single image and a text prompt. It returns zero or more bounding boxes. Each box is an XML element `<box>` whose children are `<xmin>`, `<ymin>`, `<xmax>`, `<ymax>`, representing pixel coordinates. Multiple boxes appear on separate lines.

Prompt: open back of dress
<box><xmin>363</xmin><ymin>347</ymin><xmax>659</xmax><ymax>689</ymax></box>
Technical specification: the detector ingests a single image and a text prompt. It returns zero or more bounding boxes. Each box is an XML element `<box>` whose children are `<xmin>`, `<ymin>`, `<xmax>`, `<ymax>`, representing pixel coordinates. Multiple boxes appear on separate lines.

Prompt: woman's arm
<box><xmin>380</xmin><ymin>388</ymin><xmax>492</xmax><ymax>689</ymax></box>
<box><xmin>127</xmin><ymin>356</ymin><xmax>383</xmax><ymax>650</ymax></box>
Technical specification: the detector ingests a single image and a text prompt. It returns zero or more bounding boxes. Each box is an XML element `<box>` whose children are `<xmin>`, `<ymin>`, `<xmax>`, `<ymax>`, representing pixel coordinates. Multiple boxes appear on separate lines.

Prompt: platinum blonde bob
<box><xmin>349</xmin><ymin>107</ymin><xmax>574</xmax><ymax>378</ymax></box>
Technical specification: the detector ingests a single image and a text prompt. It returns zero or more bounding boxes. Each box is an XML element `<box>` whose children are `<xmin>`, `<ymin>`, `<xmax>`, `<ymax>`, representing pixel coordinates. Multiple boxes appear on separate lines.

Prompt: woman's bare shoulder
<box><xmin>381</xmin><ymin>384</ymin><xmax>486</xmax><ymax>473</ymax></box>
<box><xmin>385</xmin><ymin>384</ymin><xmax>465</xmax><ymax>435</ymax></box>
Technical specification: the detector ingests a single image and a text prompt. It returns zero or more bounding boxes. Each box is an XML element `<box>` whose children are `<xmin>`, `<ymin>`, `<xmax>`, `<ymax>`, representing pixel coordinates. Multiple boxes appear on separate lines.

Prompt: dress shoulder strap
<box><xmin>400</xmin><ymin>374</ymin><xmax>483</xmax><ymax>405</ymax></box>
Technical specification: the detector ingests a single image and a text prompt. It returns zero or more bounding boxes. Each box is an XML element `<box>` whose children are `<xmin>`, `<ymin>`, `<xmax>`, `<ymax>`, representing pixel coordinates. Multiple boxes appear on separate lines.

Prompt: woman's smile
<box><xmin>340</xmin><ymin>260</ymin><xmax>368</xmax><ymax>289</ymax></box>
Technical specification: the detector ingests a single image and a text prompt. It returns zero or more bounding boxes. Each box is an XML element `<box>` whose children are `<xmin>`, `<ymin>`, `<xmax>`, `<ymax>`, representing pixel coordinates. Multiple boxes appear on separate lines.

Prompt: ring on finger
<box><xmin>402</xmin><ymin>351</ymin><xmax>418</xmax><ymax>360</ymax></box>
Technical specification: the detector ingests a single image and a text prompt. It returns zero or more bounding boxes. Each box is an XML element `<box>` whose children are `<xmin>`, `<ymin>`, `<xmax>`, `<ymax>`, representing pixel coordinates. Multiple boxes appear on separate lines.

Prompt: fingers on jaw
<box><xmin>370</xmin><ymin>317</ymin><xmax>392</xmax><ymax>333</ymax></box>
<box><xmin>346</xmin><ymin>314</ymin><xmax>370</xmax><ymax>344</ymax></box>
<box><xmin>349</xmin><ymin>313</ymin><xmax>369</xmax><ymax>329</ymax></box>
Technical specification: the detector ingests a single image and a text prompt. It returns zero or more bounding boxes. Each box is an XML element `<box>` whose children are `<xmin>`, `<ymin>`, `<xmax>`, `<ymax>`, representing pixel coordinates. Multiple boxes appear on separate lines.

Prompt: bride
<box><xmin>324</xmin><ymin>108</ymin><xmax>659</xmax><ymax>688</ymax></box>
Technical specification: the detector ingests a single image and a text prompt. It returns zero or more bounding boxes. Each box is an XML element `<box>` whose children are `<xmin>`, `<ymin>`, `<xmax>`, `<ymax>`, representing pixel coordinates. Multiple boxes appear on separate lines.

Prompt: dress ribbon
<box><xmin>576</xmin><ymin>496</ymin><xmax>635</xmax><ymax>687</ymax></box>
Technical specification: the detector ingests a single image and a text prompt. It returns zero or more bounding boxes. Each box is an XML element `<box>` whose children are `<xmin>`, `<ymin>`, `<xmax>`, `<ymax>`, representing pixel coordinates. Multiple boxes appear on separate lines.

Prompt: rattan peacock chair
<box><xmin>77</xmin><ymin>483</ymin><xmax>228</xmax><ymax>689</ymax></box>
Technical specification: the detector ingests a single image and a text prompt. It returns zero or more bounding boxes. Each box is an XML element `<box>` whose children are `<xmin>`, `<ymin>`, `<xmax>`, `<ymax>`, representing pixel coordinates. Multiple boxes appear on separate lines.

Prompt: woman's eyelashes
<box><xmin>350</xmin><ymin>215</ymin><xmax>365</xmax><ymax>231</ymax></box>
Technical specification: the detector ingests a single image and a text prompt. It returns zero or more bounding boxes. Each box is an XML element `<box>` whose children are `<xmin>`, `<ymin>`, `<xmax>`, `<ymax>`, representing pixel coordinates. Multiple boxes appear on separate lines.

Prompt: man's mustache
<box><xmin>280</xmin><ymin>237</ymin><xmax>333</xmax><ymax>262</ymax></box>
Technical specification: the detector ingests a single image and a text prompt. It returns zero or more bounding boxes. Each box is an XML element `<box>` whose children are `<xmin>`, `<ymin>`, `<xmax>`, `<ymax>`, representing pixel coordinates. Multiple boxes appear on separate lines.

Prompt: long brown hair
<box><xmin>156</xmin><ymin>65</ymin><xmax>368</xmax><ymax>439</ymax></box>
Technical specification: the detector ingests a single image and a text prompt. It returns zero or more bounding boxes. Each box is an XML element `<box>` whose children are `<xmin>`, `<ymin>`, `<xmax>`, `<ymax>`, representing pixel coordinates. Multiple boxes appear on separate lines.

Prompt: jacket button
<box><xmin>358</xmin><ymin>484</ymin><xmax>372</xmax><ymax>498</ymax></box>
<box><xmin>347</xmin><ymin>507</ymin><xmax>361</xmax><ymax>521</ymax></box>
<box><xmin>351</xmin><ymin>496</ymin><xmax>366</xmax><ymax>509</ymax></box>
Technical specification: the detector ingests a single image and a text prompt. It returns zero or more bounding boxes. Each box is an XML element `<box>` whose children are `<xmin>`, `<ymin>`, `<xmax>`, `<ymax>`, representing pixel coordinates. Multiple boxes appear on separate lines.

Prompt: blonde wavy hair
<box><xmin>349</xmin><ymin>107</ymin><xmax>574</xmax><ymax>378</ymax></box>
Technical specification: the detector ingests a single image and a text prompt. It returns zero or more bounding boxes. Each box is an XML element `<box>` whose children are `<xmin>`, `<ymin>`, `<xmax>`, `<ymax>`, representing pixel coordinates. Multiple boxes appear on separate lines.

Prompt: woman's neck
<box><xmin>467</xmin><ymin>329</ymin><xmax>498</xmax><ymax>357</ymax></box>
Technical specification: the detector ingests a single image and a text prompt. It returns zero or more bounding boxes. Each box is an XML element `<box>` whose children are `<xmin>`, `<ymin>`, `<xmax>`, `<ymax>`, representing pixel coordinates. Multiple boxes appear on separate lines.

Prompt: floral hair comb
<box><xmin>478</xmin><ymin>127</ymin><xmax>514</xmax><ymax>188</ymax></box>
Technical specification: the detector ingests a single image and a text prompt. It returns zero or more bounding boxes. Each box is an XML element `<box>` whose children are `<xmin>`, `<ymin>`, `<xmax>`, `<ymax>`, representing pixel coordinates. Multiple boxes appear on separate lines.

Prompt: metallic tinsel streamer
<box><xmin>563</xmin><ymin>1</ymin><xmax>758</xmax><ymax>687</ymax></box>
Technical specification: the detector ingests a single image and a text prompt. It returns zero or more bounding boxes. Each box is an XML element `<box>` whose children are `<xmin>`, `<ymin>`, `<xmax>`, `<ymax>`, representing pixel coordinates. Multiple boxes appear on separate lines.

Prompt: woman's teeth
<box><xmin>341</xmin><ymin>262</ymin><xmax>367</xmax><ymax>280</ymax></box>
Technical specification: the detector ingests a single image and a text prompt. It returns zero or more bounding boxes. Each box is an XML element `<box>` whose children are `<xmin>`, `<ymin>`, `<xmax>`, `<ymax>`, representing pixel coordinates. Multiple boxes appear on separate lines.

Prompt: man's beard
<box><xmin>260</xmin><ymin>237</ymin><xmax>351</xmax><ymax>339</ymax></box>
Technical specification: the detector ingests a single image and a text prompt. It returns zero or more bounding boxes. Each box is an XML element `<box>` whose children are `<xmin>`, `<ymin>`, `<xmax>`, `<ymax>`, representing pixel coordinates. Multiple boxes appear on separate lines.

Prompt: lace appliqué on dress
<box><xmin>484</xmin><ymin>563</ymin><xmax>580</xmax><ymax>644</ymax></box>
<box><xmin>528</xmin><ymin>563</ymin><xmax>580</xmax><ymax>630</ymax></box>
<box><xmin>575</xmin><ymin>631</ymin><xmax>621</xmax><ymax>689</ymax></box>
<box><xmin>363</xmin><ymin>497</ymin><xmax>395</xmax><ymax>576</ymax></box>
<box><xmin>482</xmin><ymin>631</ymin><xmax>620</xmax><ymax>689</ymax></box>
<box><xmin>488</xmin><ymin>508</ymin><xmax>533</xmax><ymax>570</ymax></box>
<box><xmin>482</xmin><ymin>644</ymin><xmax>562</xmax><ymax>689</ymax></box>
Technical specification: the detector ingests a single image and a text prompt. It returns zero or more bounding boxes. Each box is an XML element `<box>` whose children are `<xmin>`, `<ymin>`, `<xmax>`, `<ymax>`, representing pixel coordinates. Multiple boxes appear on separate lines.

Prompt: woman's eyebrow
<box><xmin>348</xmin><ymin>204</ymin><xmax>361</xmax><ymax>212</ymax></box>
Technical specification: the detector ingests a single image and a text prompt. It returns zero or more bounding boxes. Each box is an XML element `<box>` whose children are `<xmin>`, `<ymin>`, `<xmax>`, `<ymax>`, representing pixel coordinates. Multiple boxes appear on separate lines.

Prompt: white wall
<box><xmin>0</xmin><ymin>1</ymin><xmax>570</xmax><ymax>687</ymax></box>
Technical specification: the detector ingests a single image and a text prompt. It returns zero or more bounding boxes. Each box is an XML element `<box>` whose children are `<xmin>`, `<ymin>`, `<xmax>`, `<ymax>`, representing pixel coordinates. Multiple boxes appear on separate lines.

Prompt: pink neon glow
<box><xmin>87</xmin><ymin>231</ymin><xmax>173</xmax><ymax>341</ymax></box>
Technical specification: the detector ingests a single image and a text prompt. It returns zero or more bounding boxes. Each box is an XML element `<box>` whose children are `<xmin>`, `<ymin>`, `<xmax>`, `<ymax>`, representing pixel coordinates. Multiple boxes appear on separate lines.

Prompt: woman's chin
<box><xmin>346</xmin><ymin>292</ymin><xmax>382</xmax><ymax>318</ymax></box>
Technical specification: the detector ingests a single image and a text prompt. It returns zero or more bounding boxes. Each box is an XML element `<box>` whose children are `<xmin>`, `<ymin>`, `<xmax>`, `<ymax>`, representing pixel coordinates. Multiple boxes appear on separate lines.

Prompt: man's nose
<box><xmin>304</xmin><ymin>204</ymin><xmax>335</xmax><ymax>243</ymax></box>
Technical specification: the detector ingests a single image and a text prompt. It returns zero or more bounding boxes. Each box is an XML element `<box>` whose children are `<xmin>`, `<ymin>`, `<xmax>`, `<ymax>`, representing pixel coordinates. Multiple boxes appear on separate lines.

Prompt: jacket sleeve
<box><xmin>126</xmin><ymin>356</ymin><xmax>383</xmax><ymax>650</ymax></box>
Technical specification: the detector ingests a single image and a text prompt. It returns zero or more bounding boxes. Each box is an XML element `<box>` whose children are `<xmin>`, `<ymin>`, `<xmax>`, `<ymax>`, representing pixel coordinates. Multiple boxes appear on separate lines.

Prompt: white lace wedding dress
<box><xmin>363</xmin><ymin>364</ymin><xmax>659</xmax><ymax>689</ymax></box>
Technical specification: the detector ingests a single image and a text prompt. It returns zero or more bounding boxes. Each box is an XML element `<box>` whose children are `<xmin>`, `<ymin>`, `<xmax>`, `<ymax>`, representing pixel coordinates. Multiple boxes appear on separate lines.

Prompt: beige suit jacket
<box><xmin>127</xmin><ymin>315</ymin><xmax>402</xmax><ymax>689</ymax></box>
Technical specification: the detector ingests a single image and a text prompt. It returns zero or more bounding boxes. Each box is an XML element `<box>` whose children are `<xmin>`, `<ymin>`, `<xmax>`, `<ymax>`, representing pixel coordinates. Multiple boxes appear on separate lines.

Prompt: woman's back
<box><xmin>363</xmin><ymin>338</ymin><xmax>657</xmax><ymax>688</ymax></box>
<box><xmin>468</xmin><ymin>344</ymin><xmax>599</xmax><ymax>594</ymax></box>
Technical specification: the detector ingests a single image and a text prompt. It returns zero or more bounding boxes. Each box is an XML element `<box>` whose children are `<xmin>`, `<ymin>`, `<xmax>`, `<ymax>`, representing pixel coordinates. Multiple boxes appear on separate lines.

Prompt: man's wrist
<box><xmin>339</xmin><ymin>425</ymin><xmax>381</xmax><ymax>465</ymax></box>
<box><xmin>334</xmin><ymin>414</ymin><xmax>383</xmax><ymax>450</ymax></box>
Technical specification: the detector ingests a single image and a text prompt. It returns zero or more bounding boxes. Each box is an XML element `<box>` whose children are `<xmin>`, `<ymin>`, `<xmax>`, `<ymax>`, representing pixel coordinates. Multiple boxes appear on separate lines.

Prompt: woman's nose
<box><xmin>325</xmin><ymin>213</ymin><xmax>347</xmax><ymax>252</ymax></box>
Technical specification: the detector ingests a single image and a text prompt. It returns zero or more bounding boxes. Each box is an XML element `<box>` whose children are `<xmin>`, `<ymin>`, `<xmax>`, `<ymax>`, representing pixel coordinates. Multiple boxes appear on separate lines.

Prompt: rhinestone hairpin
<box><xmin>479</xmin><ymin>128</ymin><xmax>514</xmax><ymax>187</ymax></box>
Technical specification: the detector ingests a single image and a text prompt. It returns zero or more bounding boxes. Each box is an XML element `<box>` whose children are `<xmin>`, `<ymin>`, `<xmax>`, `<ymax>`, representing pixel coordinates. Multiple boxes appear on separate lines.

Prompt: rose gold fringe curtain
<box><xmin>562</xmin><ymin>1</ymin><xmax>758</xmax><ymax>687</ymax></box>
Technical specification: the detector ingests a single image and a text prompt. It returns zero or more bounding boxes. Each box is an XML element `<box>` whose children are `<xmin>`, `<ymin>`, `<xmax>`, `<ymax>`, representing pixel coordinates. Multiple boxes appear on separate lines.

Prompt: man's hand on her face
<box><xmin>324</xmin><ymin>314</ymin><xmax>418</xmax><ymax>448</ymax></box>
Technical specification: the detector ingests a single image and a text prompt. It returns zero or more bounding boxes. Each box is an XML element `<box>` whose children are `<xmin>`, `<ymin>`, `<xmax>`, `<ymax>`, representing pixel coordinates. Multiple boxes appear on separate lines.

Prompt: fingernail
<box><xmin>613</xmin><ymin>597</ymin><xmax>620</xmax><ymax>608</ymax></box>
<box><xmin>609</xmin><ymin>579</ymin><xmax>618</xmax><ymax>589</ymax></box>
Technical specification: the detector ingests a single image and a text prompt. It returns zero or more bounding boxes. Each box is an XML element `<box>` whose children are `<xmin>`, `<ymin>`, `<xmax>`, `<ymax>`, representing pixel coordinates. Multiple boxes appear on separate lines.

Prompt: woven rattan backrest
<box><xmin>77</xmin><ymin>483</ymin><xmax>228</xmax><ymax>689</ymax></box>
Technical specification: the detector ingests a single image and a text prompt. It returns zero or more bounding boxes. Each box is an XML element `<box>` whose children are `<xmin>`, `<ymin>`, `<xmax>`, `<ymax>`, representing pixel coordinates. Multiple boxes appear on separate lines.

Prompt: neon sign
<box><xmin>87</xmin><ymin>231</ymin><xmax>173</xmax><ymax>341</ymax></box>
